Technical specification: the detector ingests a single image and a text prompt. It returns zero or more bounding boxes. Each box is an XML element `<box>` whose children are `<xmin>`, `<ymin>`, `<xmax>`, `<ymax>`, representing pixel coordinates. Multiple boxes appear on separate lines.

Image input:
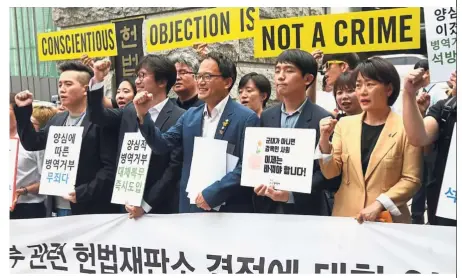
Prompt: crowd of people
<box><xmin>10</xmin><ymin>45</ymin><xmax>457</xmax><ymax>227</ymax></box>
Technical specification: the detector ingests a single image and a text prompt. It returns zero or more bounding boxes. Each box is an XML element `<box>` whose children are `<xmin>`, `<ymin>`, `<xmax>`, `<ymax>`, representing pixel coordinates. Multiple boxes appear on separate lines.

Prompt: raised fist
<box><xmin>15</xmin><ymin>90</ymin><xmax>34</xmax><ymax>107</ymax></box>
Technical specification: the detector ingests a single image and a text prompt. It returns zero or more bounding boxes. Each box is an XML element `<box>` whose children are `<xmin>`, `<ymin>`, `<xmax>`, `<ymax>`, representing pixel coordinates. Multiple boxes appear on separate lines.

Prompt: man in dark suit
<box><xmin>253</xmin><ymin>49</ymin><xmax>341</xmax><ymax>216</ymax></box>
<box><xmin>86</xmin><ymin>54</ymin><xmax>185</xmax><ymax>219</ymax></box>
<box><xmin>13</xmin><ymin>61</ymin><xmax>119</xmax><ymax>216</ymax></box>
<box><xmin>133</xmin><ymin>52</ymin><xmax>260</xmax><ymax>213</ymax></box>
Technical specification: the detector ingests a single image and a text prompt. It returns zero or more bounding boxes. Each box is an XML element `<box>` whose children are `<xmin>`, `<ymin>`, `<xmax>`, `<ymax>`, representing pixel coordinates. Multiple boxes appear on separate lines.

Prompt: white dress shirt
<box><xmin>202</xmin><ymin>95</ymin><xmax>230</xmax><ymax>138</ymax></box>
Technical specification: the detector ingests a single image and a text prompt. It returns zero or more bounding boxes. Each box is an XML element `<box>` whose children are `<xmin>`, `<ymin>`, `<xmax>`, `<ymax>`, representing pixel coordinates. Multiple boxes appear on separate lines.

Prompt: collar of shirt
<box><xmin>176</xmin><ymin>94</ymin><xmax>199</xmax><ymax>109</ymax></box>
<box><xmin>148</xmin><ymin>98</ymin><xmax>169</xmax><ymax>116</ymax></box>
<box><xmin>203</xmin><ymin>95</ymin><xmax>230</xmax><ymax>120</ymax></box>
<box><xmin>281</xmin><ymin>97</ymin><xmax>308</xmax><ymax>116</ymax></box>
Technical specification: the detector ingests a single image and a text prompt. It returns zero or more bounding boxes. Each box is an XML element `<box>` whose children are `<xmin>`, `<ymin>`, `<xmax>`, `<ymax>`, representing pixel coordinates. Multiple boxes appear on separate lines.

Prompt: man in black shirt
<box><xmin>168</xmin><ymin>50</ymin><xmax>204</xmax><ymax>110</ymax></box>
<box><xmin>402</xmin><ymin>69</ymin><xmax>456</xmax><ymax>226</ymax></box>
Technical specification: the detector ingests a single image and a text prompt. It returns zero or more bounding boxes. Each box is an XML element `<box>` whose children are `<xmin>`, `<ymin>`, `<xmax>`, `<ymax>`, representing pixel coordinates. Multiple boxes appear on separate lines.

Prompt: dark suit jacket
<box><xmin>14</xmin><ymin>104</ymin><xmax>120</xmax><ymax>215</ymax></box>
<box><xmin>253</xmin><ymin>99</ymin><xmax>342</xmax><ymax>215</ymax></box>
<box><xmin>138</xmin><ymin>97</ymin><xmax>260</xmax><ymax>213</ymax></box>
<box><xmin>87</xmin><ymin>88</ymin><xmax>185</xmax><ymax>214</ymax></box>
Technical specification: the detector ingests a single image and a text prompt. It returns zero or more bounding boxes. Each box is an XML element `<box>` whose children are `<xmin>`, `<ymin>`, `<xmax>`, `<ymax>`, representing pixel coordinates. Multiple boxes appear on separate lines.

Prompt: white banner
<box><xmin>112</xmin><ymin>132</ymin><xmax>152</xmax><ymax>206</ymax></box>
<box><xmin>9</xmin><ymin>138</ymin><xmax>19</xmax><ymax>208</ymax></box>
<box><xmin>436</xmin><ymin>123</ymin><xmax>457</xmax><ymax>220</ymax></box>
<box><xmin>241</xmin><ymin>127</ymin><xmax>315</xmax><ymax>193</ymax></box>
<box><xmin>10</xmin><ymin>214</ymin><xmax>455</xmax><ymax>274</ymax></box>
<box><xmin>39</xmin><ymin>126</ymin><xmax>84</xmax><ymax>196</ymax></box>
<box><xmin>424</xmin><ymin>7</ymin><xmax>457</xmax><ymax>83</ymax></box>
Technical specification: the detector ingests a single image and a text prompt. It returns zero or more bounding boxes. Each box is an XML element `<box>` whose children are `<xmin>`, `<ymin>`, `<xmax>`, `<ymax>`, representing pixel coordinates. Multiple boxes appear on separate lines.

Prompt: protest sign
<box><xmin>39</xmin><ymin>126</ymin><xmax>83</xmax><ymax>196</ymax></box>
<box><xmin>241</xmin><ymin>127</ymin><xmax>316</xmax><ymax>194</ymax></box>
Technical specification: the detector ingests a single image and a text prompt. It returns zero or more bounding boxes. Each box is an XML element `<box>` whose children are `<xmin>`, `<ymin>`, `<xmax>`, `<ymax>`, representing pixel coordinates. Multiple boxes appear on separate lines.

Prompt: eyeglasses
<box><xmin>193</xmin><ymin>73</ymin><xmax>222</xmax><ymax>82</ymax></box>
<box><xmin>177</xmin><ymin>70</ymin><xmax>195</xmax><ymax>77</ymax></box>
<box><xmin>133</xmin><ymin>72</ymin><xmax>150</xmax><ymax>81</ymax></box>
<box><xmin>322</xmin><ymin>60</ymin><xmax>345</xmax><ymax>71</ymax></box>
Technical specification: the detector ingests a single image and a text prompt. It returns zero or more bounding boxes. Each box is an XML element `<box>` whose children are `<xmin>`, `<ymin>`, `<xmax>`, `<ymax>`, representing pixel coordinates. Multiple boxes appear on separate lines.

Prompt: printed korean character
<box><xmin>441</xmin><ymin>38</ymin><xmax>450</xmax><ymax>49</ymax></box>
<box><xmin>120</xmin><ymin>246</ymin><xmax>143</xmax><ymax>273</ymax></box>
<box><xmin>124</xmin><ymin>167</ymin><xmax>131</xmax><ymax>178</ymax></box>
<box><xmin>289</xmin><ymin>138</ymin><xmax>296</xmax><ymax>145</ymax></box>
<box><xmin>127</xmin><ymin>181</ymin><xmax>135</xmax><ymax>192</ymax></box>
<box><xmin>121</xmin><ymin>181</ymin><xmax>128</xmax><ymax>192</ymax></box>
<box><xmin>131</xmin><ymin>167</ymin><xmax>138</xmax><ymax>179</ymax></box>
<box><xmin>449</xmin><ymin>22</ymin><xmax>456</xmax><ymax>35</ymax></box>
<box><xmin>315</xmin><ymin>262</ymin><xmax>347</xmax><ymax>274</ymax></box>
<box><xmin>127</xmin><ymin>153</ymin><xmax>134</xmax><ymax>164</ymax></box>
<box><xmin>27</xmin><ymin>244</ymin><xmax>48</xmax><ymax>269</ymax></box>
<box><xmin>115</xmin><ymin>180</ymin><xmax>122</xmax><ymax>191</ymax></box>
<box><xmin>269</xmin><ymin>146</ymin><xmax>275</xmax><ymax>152</ymax></box>
<box><xmin>73</xmin><ymin>243</ymin><xmax>96</xmax><ymax>274</ymax></box>
<box><xmin>10</xmin><ymin>245</ymin><xmax>25</xmax><ymax>268</ymax></box>
<box><xmin>55</xmin><ymin>146</ymin><xmax>62</xmax><ymax>157</ymax></box>
<box><xmin>47</xmin><ymin>243</ymin><xmax>68</xmax><ymax>271</ymax></box>
<box><xmin>47</xmin><ymin>172</ymin><xmax>54</xmax><ymax>183</ymax></box>
<box><xmin>267</xmin><ymin>259</ymin><xmax>299</xmax><ymax>274</ymax></box>
<box><xmin>137</xmin><ymin>168</ymin><xmax>145</xmax><ymax>180</ymax></box>
<box><xmin>133</xmin><ymin>140</ymin><xmax>140</xmax><ymax>151</ymax></box>
<box><xmin>445</xmin><ymin>50</ymin><xmax>456</xmax><ymax>64</ymax></box>
<box><xmin>236</xmin><ymin>257</ymin><xmax>265</xmax><ymax>274</ymax></box>
<box><xmin>60</xmin><ymin>160</ymin><xmax>68</xmax><ymax>171</ymax></box>
<box><xmin>60</xmin><ymin>133</ymin><xmax>68</xmax><ymax>144</ymax></box>
<box><xmin>448</xmin><ymin>7</ymin><xmax>456</xmax><ymax>20</ymax></box>
<box><xmin>53</xmin><ymin>173</ymin><xmax>62</xmax><ymax>183</ymax></box>
<box><xmin>266</xmin><ymin>138</ymin><xmax>272</xmax><ymax>144</ymax></box>
<box><xmin>436</xmin><ymin>23</ymin><xmax>448</xmax><ymax>36</ymax></box>
<box><xmin>122</xmin><ymin>54</ymin><xmax>139</xmax><ymax>78</ymax></box>
<box><xmin>207</xmin><ymin>254</ymin><xmax>233</xmax><ymax>274</ymax></box>
<box><xmin>97</xmin><ymin>244</ymin><xmax>118</xmax><ymax>274</ymax></box>
<box><xmin>61</xmin><ymin>173</ymin><xmax>69</xmax><ymax>184</ymax></box>
<box><xmin>127</xmin><ymin>139</ymin><xmax>134</xmax><ymax>151</ymax></box>
<box><xmin>265</xmin><ymin>145</ymin><xmax>270</xmax><ymax>152</ymax></box>
<box><xmin>117</xmin><ymin>166</ymin><xmax>125</xmax><ymax>178</ymax></box>
<box><xmin>62</xmin><ymin>146</ymin><xmax>69</xmax><ymax>158</ymax></box>
<box><xmin>67</xmin><ymin>133</ymin><xmax>76</xmax><ymax>144</ymax></box>
<box><xmin>171</xmin><ymin>251</ymin><xmax>195</xmax><ymax>274</ymax></box>
<box><xmin>432</xmin><ymin>53</ymin><xmax>444</xmax><ymax>65</ymax></box>
<box><xmin>68</xmin><ymin>160</ymin><xmax>75</xmax><ymax>171</ymax></box>
<box><xmin>445</xmin><ymin>187</ymin><xmax>457</xmax><ymax>203</ymax></box>
<box><xmin>45</xmin><ymin>159</ymin><xmax>52</xmax><ymax>170</ymax></box>
<box><xmin>120</xmin><ymin>153</ymin><xmax>127</xmax><ymax>164</ymax></box>
<box><xmin>121</xmin><ymin>24</ymin><xmax>138</xmax><ymax>48</ymax></box>
<box><xmin>434</xmin><ymin>8</ymin><xmax>447</xmax><ymax>21</ymax></box>
<box><xmin>53</xmin><ymin>133</ymin><xmax>60</xmax><ymax>144</ymax></box>
<box><xmin>452</xmin><ymin>37</ymin><xmax>457</xmax><ymax>46</ymax></box>
<box><xmin>140</xmin><ymin>154</ymin><xmax>148</xmax><ymax>165</ymax></box>
<box><xmin>351</xmin><ymin>264</ymin><xmax>384</xmax><ymax>274</ymax></box>
<box><xmin>431</xmin><ymin>40</ymin><xmax>440</xmax><ymax>51</ymax></box>
<box><xmin>143</xmin><ymin>248</ymin><xmax>170</xmax><ymax>274</ymax></box>
<box><xmin>135</xmin><ymin>182</ymin><xmax>143</xmax><ymax>194</ymax></box>
<box><xmin>274</xmin><ymin>146</ymin><xmax>280</xmax><ymax>152</ymax></box>
<box><xmin>133</xmin><ymin>154</ymin><xmax>141</xmax><ymax>165</ymax></box>
<box><xmin>53</xmin><ymin>159</ymin><xmax>60</xmax><ymax>170</ymax></box>
<box><xmin>140</xmin><ymin>140</ymin><xmax>147</xmax><ymax>151</ymax></box>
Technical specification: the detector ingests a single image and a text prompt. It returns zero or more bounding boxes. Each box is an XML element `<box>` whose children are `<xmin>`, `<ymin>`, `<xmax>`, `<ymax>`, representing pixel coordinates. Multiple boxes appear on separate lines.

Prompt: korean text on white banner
<box><xmin>10</xmin><ymin>213</ymin><xmax>456</xmax><ymax>274</ymax></box>
<box><xmin>436</xmin><ymin>123</ymin><xmax>457</xmax><ymax>220</ymax></box>
<box><xmin>111</xmin><ymin>132</ymin><xmax>152</xmax><ymax>206</ymax></box>
<box><xmin>39</xmin><ymin>126</ymin><xmax>84</xmax><ymax>196</ymax></box>
<box><xmin>9</xmin><ymin>138</ymin><xmax>20</xmax><ymax>208</ymax></box>
<box><xmin>241</xmin><ymin>127</ymin><xmax>316</xmax><ymax>193</ymax></box>
<box><xmin>424</xmin><ymin>7</ymin><xmax>457</xmax><ymax>83</ymax></box>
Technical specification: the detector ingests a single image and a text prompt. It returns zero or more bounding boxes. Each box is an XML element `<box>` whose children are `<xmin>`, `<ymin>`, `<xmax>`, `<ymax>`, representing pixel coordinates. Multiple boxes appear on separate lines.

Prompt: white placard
<box><xmin>9</xmin><ymin>139</ymin><xmax>20</xmax><ymax>208</ymax></box>
<box><xmin>39</xmin><ymin>126</ymin><xmax>84</xmax><ymax>196</ymax></box>
<box><xmin>436</xmin><ymin>123</ymin><xmax>456</xmax><ymax>220</ymax></box>
<box><xmin>424</xmin><ymin>7</ymin><xmax>457</xmax><ymax>83</ymax></box>
<box><xmin>241</xmin><ymin>127</ymin><xmax>316</xmax><ymax>194</ymax></box>
<box><xmin>111</xmin><ymin>132</ymin><xmax>152</xmax><ymax>206</ymax></box>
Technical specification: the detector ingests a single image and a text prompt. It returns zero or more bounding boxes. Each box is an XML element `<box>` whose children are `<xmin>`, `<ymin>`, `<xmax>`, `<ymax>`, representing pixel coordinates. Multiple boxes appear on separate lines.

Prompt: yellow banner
<box><xmin>146</xmin><ymin>7</ymin><xmax>259</xmax><ymax>52</ymax></box>
<box><xmin>37</xmin><ymin>24</ymin><xmax>118</xmax><ymax>62</ymax></box>
<box><xmin>254</xmin><ymin>8</ymin><xmax>421</xmax><ymax>58</ymax></box>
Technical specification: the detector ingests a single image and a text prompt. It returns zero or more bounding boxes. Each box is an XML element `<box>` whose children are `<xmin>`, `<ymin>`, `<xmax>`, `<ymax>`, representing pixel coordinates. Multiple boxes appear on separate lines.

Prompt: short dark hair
<box><xmin>414</xmin><ymin>59</ymin><xmax>429</xmax><ymax>71</ymax></box>
<box><xmin>323</xmin><ymin>53</ymin><xmax>361</xmax><ymax>70</ymax></box>
<box><xmin>276</xmin><ymin>49</ymin><xmax>317</xmax><ymax>89</ymax></box>
<box><xmin>58</xmin><ymin>61</ymin><xmax>94</xmax><ymax>85</ymax></box>
<box><xmin>119</xmin><ymin>78</ymin><xmax>137</xmax><ymax>96</ymax></box>
<box><xmin>333</xmin><ymin>72</ymin><xmax>355</xmax><ymax>97</ymax></box>
<box><xmin>10</xmin><ymin>92</ymin><xmax>16</xmax><ymax>106</ymax></box>
<box><xmin>238</xmin><ymin>72</ymin><xmax>271</xmax><ymax>108</ymax></box>
<box><xmin>352</xmin><ymin>57</ymin><xmax>401</xmax><ymax>106</ymax></box>
<box><xmin>135</xmin><ymin>54</ymin><xmax>177</xmax><ymax>95</ymax></box>
<box><xmin>203</xmin><ymin>51</ymin><xmax>237</xmax><ymax>92</ymax></box>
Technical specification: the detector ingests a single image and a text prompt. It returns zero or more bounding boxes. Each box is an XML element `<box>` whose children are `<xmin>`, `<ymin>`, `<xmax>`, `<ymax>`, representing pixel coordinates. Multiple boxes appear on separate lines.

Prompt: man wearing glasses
<box><xmin>87</xmin><ymin>54</ymin><xmax>185</xmax><ymax>219</ymax></box>
<box><xmin>134</xmin><ymin>52</ymin><xmax>260</xmax><ymax>213</ymax></box>
<box><xmin>168</xmin><ymin>50</ymin><xmax>205</xmax><ymax>110</ymax></box>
